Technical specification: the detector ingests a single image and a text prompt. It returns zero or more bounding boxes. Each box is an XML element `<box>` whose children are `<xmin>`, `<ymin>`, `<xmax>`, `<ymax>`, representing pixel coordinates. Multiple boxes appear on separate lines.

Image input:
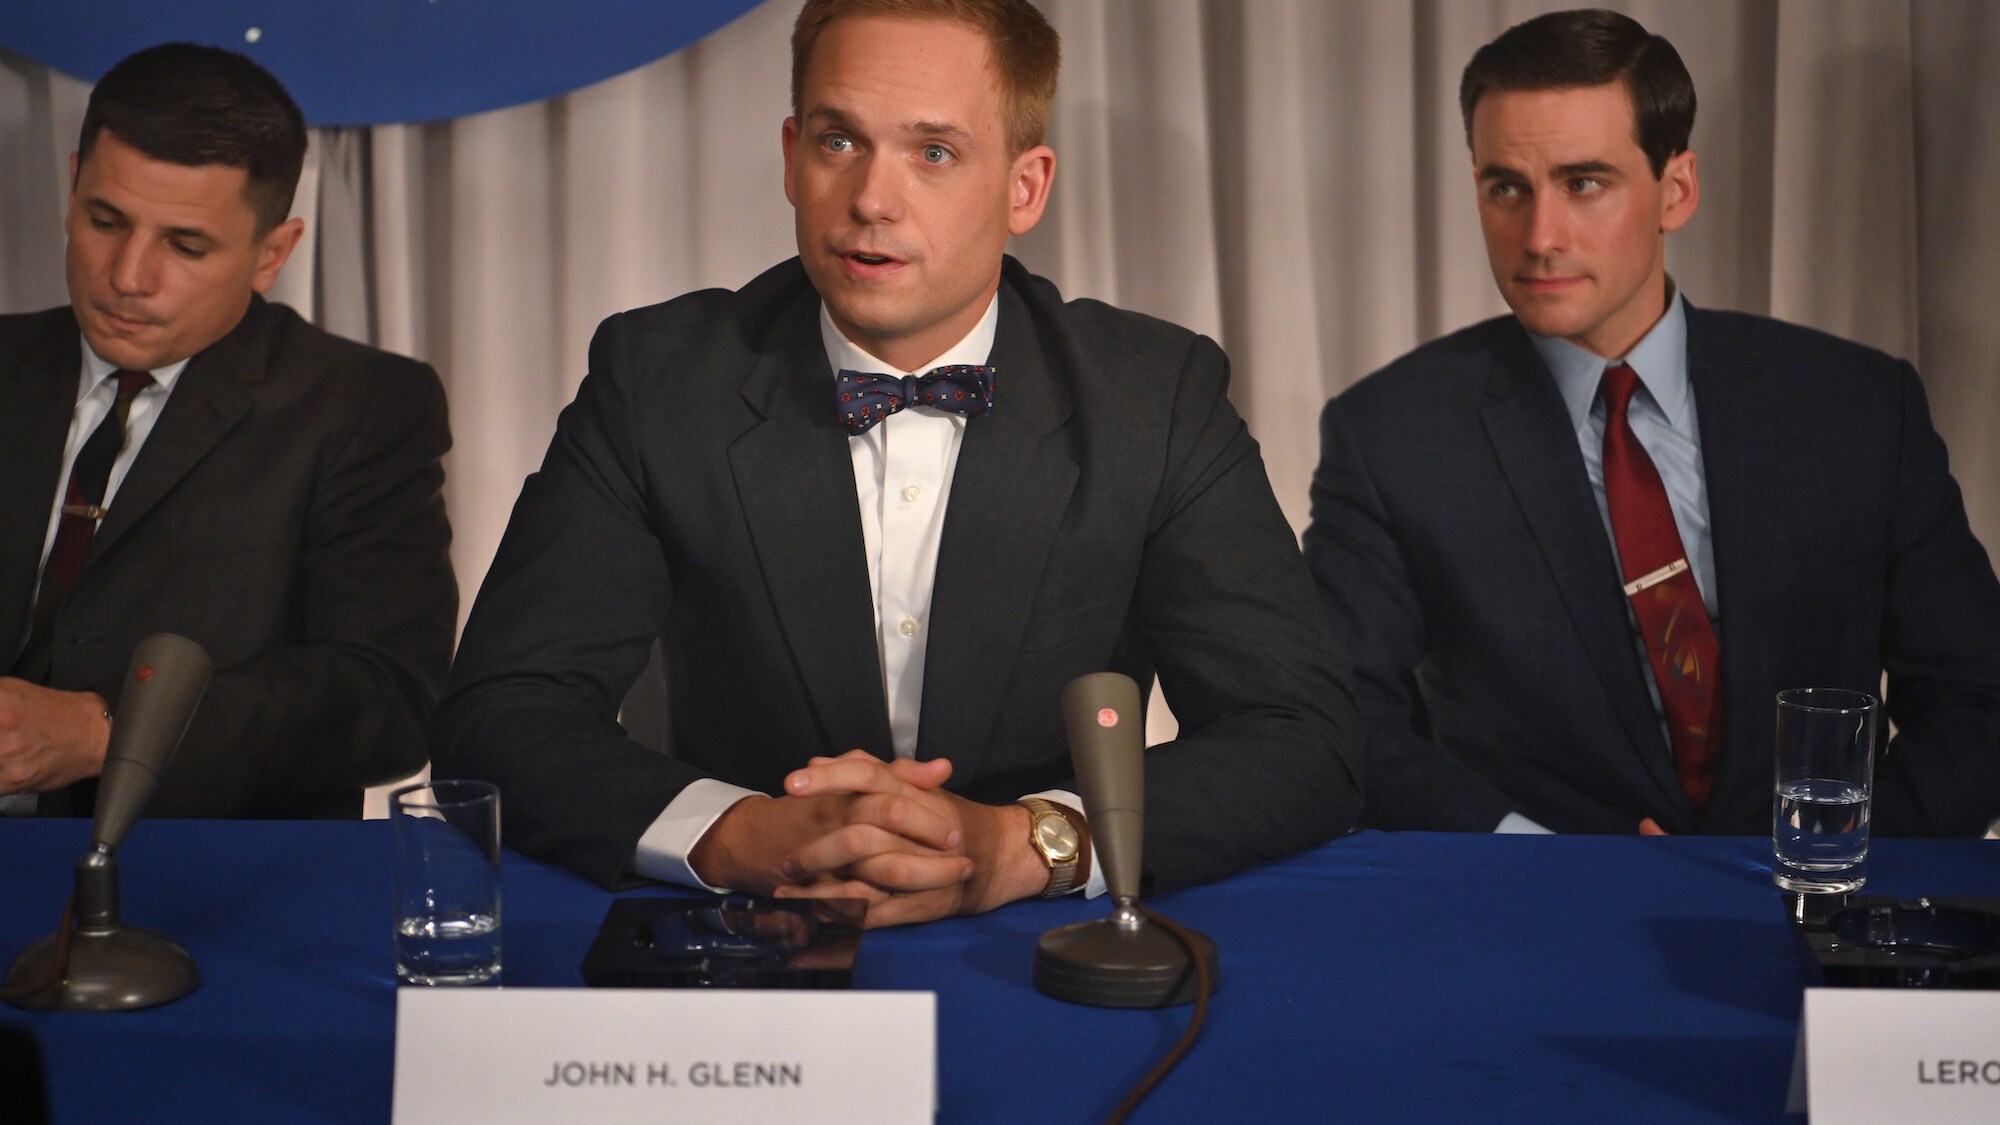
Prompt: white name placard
<box><xmin>1788</xmin><ymin>988</ymin><xmax>2000</xmax><ymax>1123</ymax></box>
<box><xmin>392</xmin><ymin>988</ymin><xmax>935</xmax><ymax>1124</ymax></box>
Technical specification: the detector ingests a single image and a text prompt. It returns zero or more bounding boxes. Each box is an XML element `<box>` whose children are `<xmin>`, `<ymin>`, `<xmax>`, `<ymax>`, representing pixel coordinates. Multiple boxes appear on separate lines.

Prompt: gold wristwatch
<box><xmin>1019</xmin><ymin>797</ymin><xmax>1089</xmax><ymax>898</ymax></box>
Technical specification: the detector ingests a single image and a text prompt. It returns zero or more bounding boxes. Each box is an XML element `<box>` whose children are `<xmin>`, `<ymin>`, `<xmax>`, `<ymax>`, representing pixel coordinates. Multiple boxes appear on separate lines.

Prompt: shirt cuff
<box><xmin>1494</xmin><ymin>811</ymin><xmax>1554</xmax><ymax>835</ymax></box>
<box><xmin>1026</xmin><ymin>788</ymin><xmax>1106</xmax><ymax>898</ymax></box>
<box><xmin>633</xmin><ymin>777</ymin><xmax>764</xmax><ymax>890</ymax></box>
<box><xmin>0</xmin><ymin>793</ymin><xmax>38</xmax><ymax>816</ymax></box>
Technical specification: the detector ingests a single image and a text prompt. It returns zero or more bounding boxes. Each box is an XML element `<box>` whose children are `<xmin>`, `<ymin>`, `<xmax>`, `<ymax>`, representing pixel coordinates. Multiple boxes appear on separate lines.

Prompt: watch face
<box><xmin>1033</xmin><ymin>813</ymin><xmax>1079</xmax><ymax>863</ymax></box>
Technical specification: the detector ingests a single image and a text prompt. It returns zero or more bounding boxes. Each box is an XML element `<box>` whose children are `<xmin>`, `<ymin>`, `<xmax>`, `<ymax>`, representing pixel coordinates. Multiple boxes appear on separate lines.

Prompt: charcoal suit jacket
<box><xmin>1304</xmin><ymin>306</ymin><xmax>2000</xmax><ymax>836</ymax></box>
<box><xmin>0</xmin><ymin>297</ymin><xmax>455</xmax><ymax>817</ymax></box>
<box><xmin>433</xmin><ymin>256</ymin><xmax>1361</xmax><ymax>889</ymax></box>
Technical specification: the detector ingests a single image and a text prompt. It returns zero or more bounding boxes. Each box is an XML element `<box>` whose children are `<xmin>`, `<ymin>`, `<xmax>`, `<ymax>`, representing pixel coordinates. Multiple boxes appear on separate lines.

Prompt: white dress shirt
<box><xmin>0</xmin><ymin>341</ymin><xmax>189</xmax><ymax>816</ymax></box>
<box><xmin>634</xmin><ymin>296</ymin><xmax>1104</xmax><ymax>894</ymax></box>
<box><xmin>33</xmin><ymin>342</ymin><xmax>191</xmax><ymax>600</ymax></box>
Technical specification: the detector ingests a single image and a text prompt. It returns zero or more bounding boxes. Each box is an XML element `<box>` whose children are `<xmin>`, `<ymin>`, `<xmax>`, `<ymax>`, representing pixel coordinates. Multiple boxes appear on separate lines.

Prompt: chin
<box><xmin>1504</xmin><ymin>301</ymin><xmax>1585</xmax><ymax>341</ymax></box>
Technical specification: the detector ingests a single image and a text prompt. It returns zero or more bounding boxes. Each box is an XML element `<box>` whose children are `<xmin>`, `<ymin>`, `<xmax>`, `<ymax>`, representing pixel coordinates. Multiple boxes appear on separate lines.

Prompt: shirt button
<box><xmin>902</xmin><ymin>484</ymin><xmax>921</xmax><ymax>502</ymax></box>
<box><xmin>898</xmin><ymin>618</ymin><xmax>918</xmax><ymax>637</ymax></box>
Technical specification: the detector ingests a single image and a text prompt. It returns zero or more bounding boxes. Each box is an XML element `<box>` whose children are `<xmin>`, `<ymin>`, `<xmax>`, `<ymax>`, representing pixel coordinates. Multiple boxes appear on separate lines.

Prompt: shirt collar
<box><xmin>76</xmin><ymin>335</ymin><xmax>192</xmax><ymax>405</ymax></box>
<box><xmin>1530</xmin><ymin>285</ymin><xmax>1690</xmax><ymax>433</ymax></box>
<box><xmin>819</xmin><ymin>292</ymin><xmax>1000</xmax><ymax>379</ymax></box>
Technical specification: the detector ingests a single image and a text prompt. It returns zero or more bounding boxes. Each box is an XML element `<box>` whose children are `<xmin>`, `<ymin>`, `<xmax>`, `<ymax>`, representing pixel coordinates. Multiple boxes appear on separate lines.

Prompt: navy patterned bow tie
<box><xmin>836</xmin><ymin>365</ymin><xmax>996</xmax><ymax>435</ymax></box>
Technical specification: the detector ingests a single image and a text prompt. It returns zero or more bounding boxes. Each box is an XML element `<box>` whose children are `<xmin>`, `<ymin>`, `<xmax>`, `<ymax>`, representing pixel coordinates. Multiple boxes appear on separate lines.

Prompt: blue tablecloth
<box><xmin>3</xmin><ymin>821</ymin><xmax>1995</xmax><ymax>1122</ymax></box>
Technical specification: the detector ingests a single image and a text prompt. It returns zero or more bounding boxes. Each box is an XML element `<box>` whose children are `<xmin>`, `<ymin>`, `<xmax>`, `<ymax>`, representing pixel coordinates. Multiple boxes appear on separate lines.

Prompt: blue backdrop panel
<box><xmin>0</xmin><ymin>1</ymin><xmax>766</xmax><ymax>126</ymax></box>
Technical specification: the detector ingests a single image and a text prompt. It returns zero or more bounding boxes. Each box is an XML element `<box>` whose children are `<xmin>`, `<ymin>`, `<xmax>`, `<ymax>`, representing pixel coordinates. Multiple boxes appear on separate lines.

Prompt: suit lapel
<box><xmin>728</xmin><ymin>294</ymin><xmax>895</xmax><ymax>757</ymax></box>
<box><xmin>88</xmin><ymin>302</ymin><xmax>260</xmax><ymax>561</ymax></box>
<box><xmin>0</xmin><ymin>317</ymin><xmax>82</xmax><ymax>653</ymax></box>
<box><xmin>1479</xmin><ymin>324</ymin><xmax>1690</xmax><ymax>815</ymax></box>
<box><xmin>1685</xmin><ymin>306</ymin><xmax>1789</xmax><ymax>827</ymax></box>
<box><xmin>917</xmin><ymin>279</ymin><xmax>1077</xmax><ymax>775</ymax></box>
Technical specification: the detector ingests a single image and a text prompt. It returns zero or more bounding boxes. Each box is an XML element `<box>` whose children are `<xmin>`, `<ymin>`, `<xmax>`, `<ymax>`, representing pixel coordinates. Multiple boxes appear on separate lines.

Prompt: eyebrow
<box><xmin>1479</xmin><ymin>159</ymin><xmax>1621</xmax><ymax>182</ymax></box>
<box><xmin>805</xmin><ymin>106</ymin><xmax>975</xmax><ymax>146</ymax></box>
<box><xmin>81</xmin><ymin>196</ymin><xmax>218</xmax><ymax>244</ymax></box>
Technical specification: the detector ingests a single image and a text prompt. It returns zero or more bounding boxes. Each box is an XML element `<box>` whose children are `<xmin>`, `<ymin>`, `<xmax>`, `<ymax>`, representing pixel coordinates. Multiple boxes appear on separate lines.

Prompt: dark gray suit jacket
<box><xmin>1304</xmin><ymin>306</ymin><xmax>2000</xmax><ymax>836</ymax></box>
<box><xmin>0</xmin><ymin>297</ymin><xmax>456</xmax><ymax>817</ymax></box>
<box><xmin>433</xmin><ymin>257</ymin><xmax>1361</xmax><ymax>889</ymax></box>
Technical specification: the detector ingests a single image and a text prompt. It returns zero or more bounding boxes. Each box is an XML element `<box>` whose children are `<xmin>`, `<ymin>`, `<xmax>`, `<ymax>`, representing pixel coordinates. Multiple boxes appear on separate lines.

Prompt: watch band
<box><xmin>1020</xmin><ymin>797</ymin><xmax>1089</xmax><ymax>898</ymax></box>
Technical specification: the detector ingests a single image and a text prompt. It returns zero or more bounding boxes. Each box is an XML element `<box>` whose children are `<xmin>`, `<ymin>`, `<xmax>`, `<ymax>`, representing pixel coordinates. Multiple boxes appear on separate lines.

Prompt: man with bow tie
<box><xmin>432</xmin><ymin>0</ymin><xmax>1360</xmax><ymax>925</ymax></box>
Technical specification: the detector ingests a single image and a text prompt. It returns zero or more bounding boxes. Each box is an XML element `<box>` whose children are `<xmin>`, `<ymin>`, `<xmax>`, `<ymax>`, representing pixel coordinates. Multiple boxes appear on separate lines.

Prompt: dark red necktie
<box><xmin>1600</xmin><ymin>363</ymin><xmax>1721</xmax><ymax>812</ymax></box>
<box><xmin>13</xmin><ymin>369</ymin><xmax>153</xmax><ymax>681</ymax></box>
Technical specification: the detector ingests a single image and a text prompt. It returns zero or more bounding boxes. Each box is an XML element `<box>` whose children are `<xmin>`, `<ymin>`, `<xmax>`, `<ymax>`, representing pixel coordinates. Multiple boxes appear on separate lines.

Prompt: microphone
<box><xmin>1034</xmin><ymin>672</ymin><xmax>1218</xmax><ymax>1008</ymax></box>
<box><xmin>4</xmin><ymin>634</ymin><xmax>210</xmax><ymax>1011</ymax></box>
<box><xmin>93</xmin><ymin>633</ymin><xmax>212</xmax><ymax>853</ymax></box>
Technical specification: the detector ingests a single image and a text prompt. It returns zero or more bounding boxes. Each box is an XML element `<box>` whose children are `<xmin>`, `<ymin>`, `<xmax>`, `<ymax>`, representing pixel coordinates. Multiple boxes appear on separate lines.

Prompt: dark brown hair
<box><xmin>80</xmin><ymin>43</ymin><xmax>308</xmax><ymax>232</ymax></box>
<box><xmin>1459</xmin><ymin>8</ymin><xmax>1695</xmax><ymax>178</ymax></box>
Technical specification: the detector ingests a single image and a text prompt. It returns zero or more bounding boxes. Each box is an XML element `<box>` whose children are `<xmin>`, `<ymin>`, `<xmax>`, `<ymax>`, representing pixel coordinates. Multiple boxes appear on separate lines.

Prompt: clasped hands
<box><xmin>688</xmin><ymin>749</ymin><xmax>1047</xmax><ymax>929</ymax></box>
<box><xmin>0</xmin><ymin>678</ymin><xmax>112</xmax><ymax>796</ymax></box>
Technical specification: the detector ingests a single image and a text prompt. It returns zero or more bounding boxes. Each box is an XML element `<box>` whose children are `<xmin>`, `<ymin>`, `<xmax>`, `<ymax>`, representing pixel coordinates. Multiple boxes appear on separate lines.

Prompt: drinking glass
<box><xmin>1772</xmin><ymin>689</ymin><xmax>1877</xmax><ymax>894</ymax></box>
<box><xmin>391</xmin><ymin>780</ymin><xmax>502</xmax><ymax>985</ymax></box>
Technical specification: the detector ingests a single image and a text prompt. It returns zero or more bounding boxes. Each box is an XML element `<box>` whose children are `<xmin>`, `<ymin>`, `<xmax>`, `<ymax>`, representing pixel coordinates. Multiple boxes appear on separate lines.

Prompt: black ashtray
<box><xmin>1792</xmin><ymin>896</ymin><xmax>2000</xmax><ymax>989</ymax></box>
<box><xmin>580</xmin><ymin>896</ymin><xmax>865</xmax><ymax>988</ymax></box>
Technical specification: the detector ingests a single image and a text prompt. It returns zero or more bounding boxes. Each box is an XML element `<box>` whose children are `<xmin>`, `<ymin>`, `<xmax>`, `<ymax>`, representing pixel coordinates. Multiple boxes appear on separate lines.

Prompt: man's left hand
<box><xmin>0</xmin><ymin>679</ymin><xmax>112</xmax><ymax>796</ymax></box>
<box><xmin>772</xmin><ymin>753</ymin><xmax>1049</xmax><ymax>928</ymax></box>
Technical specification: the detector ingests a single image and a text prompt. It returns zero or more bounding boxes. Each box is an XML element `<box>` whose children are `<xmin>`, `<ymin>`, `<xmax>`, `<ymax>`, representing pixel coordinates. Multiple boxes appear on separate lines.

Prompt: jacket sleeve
<box><xmin>156</xmin><ymin>354</ymin><xmax>456</xmax><ymax>816</ymax></box>
<box><xmin>1303</xmin><ymin>393</ymin><xmax>1518</xmax><ymax>832</ymax></box>
<box><xmin>1128</xmin><ymin>335</ymin><xmax>1365</xmax><ymax>888</ymax></box>
<box><xmin>1870</xmin><ymin>360</ymin><xmax>2000</xmax><ymax>836</ymax></box>
<box><xmin>430</xmin><ymin>313</ymin><xmax>708</xmax><ymax>887</ymax></box>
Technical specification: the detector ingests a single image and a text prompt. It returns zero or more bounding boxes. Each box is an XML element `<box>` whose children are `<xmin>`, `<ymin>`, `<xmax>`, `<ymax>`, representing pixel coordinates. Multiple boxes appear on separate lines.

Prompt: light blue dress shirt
<box><xmin>1529</xmin><ymin>290</ymin><xmax>1717</xmax><ymax>623</ymax></box>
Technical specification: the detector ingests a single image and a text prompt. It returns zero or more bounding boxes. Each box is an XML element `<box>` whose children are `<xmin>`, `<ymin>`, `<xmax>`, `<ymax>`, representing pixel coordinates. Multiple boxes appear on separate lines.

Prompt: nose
<box><xmin>108</xmin><ymin>235</ymin><xmax>159</xmax><ymax>297</ymax></box>
<box><xmin>849</xmin><ymin>151</ymin><xmax>904</xmax><ymax>225</ymax></box>
<box><xmin>1526</xmin><ymin>192</ymin><xmax>1565</xmax><ymax>259</ymax></box>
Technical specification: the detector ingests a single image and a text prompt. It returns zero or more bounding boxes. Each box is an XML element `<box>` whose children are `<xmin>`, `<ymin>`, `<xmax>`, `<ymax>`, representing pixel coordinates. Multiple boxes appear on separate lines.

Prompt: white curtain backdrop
<box><xmin>5</xmin><ymin>0</ymin><xmax>1997</xmax><ymax>754</ymax></box>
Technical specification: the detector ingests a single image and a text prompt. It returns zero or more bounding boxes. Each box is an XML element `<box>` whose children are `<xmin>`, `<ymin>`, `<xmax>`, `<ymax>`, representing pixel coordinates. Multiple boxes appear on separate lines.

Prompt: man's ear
<box><xmin>782</xmin><ymin>117</ymin><xmax>801</xmax><ymax>208</ymax></box>
<box><xmin>250</xmin><ymin>218</ymin><xmax>306</xmax><ymax>294</ymax></box>
<box><xmin>1659</xmin><ymin>149</ymin><xmax>1698</xmax><ymax>234</ymax></box>
<box><xmin>1006</xmin><ymin>144</ymin><xmax>1055</xmax><ymax>237</ymax></box>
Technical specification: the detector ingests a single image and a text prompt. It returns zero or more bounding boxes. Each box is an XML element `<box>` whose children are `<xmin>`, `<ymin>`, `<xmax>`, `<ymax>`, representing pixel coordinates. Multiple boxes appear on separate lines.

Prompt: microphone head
<box><xmin>1061</xmin><ymin>672</ymin><xmax>1145</xmax><ymax>901</ymax></box>
<box><xmin>92</xmin><ymin>634</ymin><xmax>211</xmax><ymax>852</ymax></box>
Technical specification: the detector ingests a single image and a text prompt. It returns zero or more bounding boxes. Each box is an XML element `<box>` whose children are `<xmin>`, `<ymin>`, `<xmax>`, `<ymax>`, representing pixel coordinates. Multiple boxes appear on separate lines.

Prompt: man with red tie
<box><xmin>0</xmin><ymin>44</ymin><xmax>455</xmax><ymax>818</ymax></box>
<box><xmin>1304</xmin><ymin>9</ymin><xmax>2000</xmax><ymax>836</ymax></box>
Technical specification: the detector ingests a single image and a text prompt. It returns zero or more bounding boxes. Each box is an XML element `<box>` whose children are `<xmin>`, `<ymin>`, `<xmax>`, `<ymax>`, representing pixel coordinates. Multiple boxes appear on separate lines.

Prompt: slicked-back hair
<box><xmin>1459</xmin><ymin>8</ymin><xmax>1695</xmax><ymax>178</ymax></box>
<box><xmin>79</xmin><ymin>43</ymin><xmax>308</xmax><ymax>233</ymax></box>
<box><xmin>791</xmin><ymin>0</ymin><xmax>1060</xmax><ymax>156</ymax></box>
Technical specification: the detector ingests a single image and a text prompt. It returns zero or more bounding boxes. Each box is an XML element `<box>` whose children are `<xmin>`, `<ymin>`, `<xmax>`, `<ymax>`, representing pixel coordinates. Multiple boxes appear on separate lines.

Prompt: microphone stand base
<box><xmin>4</xmin><ymin>925</ymin><xmax>199</xmax><ymax>1012</ymax></box>
<box><xmin>1035</xmin><ymin>917</ymin><xmax>1218</xmax><ymax>1008</ymax></box>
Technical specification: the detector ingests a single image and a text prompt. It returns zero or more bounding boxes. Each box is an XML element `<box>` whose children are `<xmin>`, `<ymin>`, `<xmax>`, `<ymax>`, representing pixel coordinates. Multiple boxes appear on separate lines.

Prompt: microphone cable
<box><xmin>0</xmin><ymin>897</ymin><xmax>76</xmax><ymax>1002</ymax></box>
<box><xmin>1102</xmin><ymin>904</ymin><xmax>1213</xmax><ymax>1125</ymax></box>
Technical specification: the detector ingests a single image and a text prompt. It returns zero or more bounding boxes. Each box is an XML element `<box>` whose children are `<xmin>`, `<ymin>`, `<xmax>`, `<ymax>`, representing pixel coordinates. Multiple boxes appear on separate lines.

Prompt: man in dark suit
<box><xmin>433</xmin><ymin>0</ymin><xmax>1359</xmax><ymax>925</ymax></box>
<box><xmin>0</xmin><ymin>44</ymin><xmax>455</xmax><ymax>818</ymax></box>
<box><xmin>1304</xmin><ymin>8</ymin><xmax>2000</xmax><ymax>837</ymax></box>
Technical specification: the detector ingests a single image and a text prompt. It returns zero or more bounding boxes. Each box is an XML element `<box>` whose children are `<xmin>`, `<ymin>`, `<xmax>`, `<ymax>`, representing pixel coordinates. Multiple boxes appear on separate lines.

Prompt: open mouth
<box><xmin>849</xmin><ymin>252</ymin><xmax>895</xmax><ymax>266</ymax></box>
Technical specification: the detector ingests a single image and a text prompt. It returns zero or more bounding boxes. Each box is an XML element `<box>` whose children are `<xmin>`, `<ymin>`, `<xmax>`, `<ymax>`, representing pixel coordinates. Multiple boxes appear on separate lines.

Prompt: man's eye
<box><xmin>89</xmin><ymin>216</ymin><xmax>118</xmax><ymax>231</ymax></box>
<box><xmin>1570</xmin><ymin>177</ymin><xmax>1604</xmax><ymax>193</ymax></box>
<box><xmin>824</xmin><ymin>134</ymin><xmax>854</xmax><ymax>153</ymax></box>
<box><xmin>920</xmin><ymin>144</ymin><xmax>951</xmax><ymax>164</ymax></box>
<box><xmin>171</xmin><ymin>242</ymin><xmax>206</xmax><ymax>259</ymax></box>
